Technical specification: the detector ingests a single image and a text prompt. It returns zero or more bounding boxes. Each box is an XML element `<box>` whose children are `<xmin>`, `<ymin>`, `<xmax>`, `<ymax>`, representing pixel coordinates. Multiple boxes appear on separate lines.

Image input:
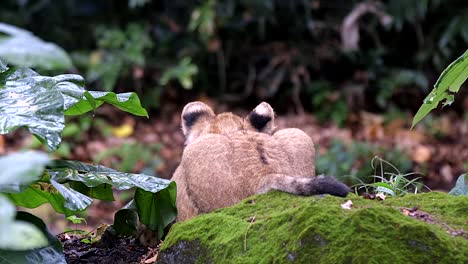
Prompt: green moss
<box><xmin>158</xmin><ymin>192</ymin><xmax>468</xmax><ymax>264</ymax></box>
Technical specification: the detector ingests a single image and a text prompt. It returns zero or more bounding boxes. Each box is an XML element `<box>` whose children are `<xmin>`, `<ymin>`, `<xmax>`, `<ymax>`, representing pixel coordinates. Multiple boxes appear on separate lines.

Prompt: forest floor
<box><xmin>1</xmin><ymin>101</ymin><xmax>466</xmax><ymax>263</ymax></box>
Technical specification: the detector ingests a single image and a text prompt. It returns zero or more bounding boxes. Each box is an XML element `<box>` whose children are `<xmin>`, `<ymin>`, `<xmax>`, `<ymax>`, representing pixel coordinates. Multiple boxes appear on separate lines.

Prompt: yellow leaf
<box><xmin>112</xmin><ymin>123</ymin><xmax>134</xmax><ymax>138</ymax></box>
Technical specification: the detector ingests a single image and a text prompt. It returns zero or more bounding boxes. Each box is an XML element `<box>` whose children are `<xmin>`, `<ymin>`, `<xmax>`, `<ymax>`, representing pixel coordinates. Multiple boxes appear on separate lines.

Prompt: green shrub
<box><xmin>316</xmin><ymin>140</ymin><xmax>412</xmax><ymax>185</ymax></box>
<box><xmin>0</xmin><ymin>25</ymin><xmax>176</xmax><ymax>262</ymax></box>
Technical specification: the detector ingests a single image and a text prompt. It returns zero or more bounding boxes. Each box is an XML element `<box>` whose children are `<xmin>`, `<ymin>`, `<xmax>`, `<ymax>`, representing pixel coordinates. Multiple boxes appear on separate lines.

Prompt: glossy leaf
<box><xmin>50</xmin><ymin>180</ymin><xmax>92</xmax><ymax>212</ymax></box>
<box><xmin>412</xmin><ymin>49</ymin><xmax>468</xmax><ymax>128</ymax></box>
<box><xmin>6</xmin><ymin>185</ymin><xmax>76</xmax><ymax>216</ymax></box>
<box><xmin>0</xmin><ymin>195</ymin><xmax>48</xmax><ymax>251</ymax></box>
<box><xmin>0</xmin><ymin>151</ymin><xmax>49</xmax><ymax>193</ymax></box>
<box><xmin>0</xmin><ymin>23</ymin><xmax>72</xmax><ymax>70</ymax></box>
<box><xmin>0</xmin><ymin>194</ymin><xmax>15</xmax><ymax>222</ymax></box>
<box><xmin>134</xmin><ymin>182</ymin><xmax>177</xmax><ymax>238</ymax></box>
<box><xmin>0</xmin><ymin>247</ymin><xmax>66</xmax><ymax>264</ymax></box>
<box><xmin>48</xmin><ymin>160</ymin><xmax>177</xmax><ymax>235</ymax></box>
<box><xmin>64</xmin><ymin>91</ymin><xmax>148</xmax><ymax>117</ymax></box>
<box><xmin>48</xmin><ymin>160</ymin><xmax>172</xmax><ymax>192</ymax></box>
<box><xmin>448</xmin><ymin>174</ymin><xmax>467</xmax><ymax>196</ymax></box>
<box><xmin>0</xmin><ymin>64</ymin><xmax>85</xmax><ymax>150</ymax></box>
<box><xmin>69</xmin><ymin>182</ymin><xmax>114</xmax><ymax>201</ymax></box>
<box><xmin>0</xmin><ymin>70</ymin><xmax>66</xmax><ymax>150</ymax></box>
<box><xmin>0</xmin><ymin>212</ymin><xmax>66</xmax><ymax>263</ymax></box>
<box><xmin>0</xmin><ymin>61</ymin><xmax>147</xmax><ymax>150</ymax></box>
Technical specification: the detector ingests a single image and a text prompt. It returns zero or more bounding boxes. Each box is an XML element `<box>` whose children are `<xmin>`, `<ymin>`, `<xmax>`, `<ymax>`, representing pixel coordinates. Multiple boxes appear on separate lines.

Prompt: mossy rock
<box><xmin>158</xmin><ymin>192</ymin><xmax>467</xmax><ymax>264</ymax></box>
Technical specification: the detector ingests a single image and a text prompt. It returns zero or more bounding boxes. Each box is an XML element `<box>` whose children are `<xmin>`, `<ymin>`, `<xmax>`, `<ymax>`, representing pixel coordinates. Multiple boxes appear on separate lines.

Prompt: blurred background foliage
<box><xmin>1</xmin><ymin>0</ymin><xmax>467</xmax><ymax>114</ymax></box>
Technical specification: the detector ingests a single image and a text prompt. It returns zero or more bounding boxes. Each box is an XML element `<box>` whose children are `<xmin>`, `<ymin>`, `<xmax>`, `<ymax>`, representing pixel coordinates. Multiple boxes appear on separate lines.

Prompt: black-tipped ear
<box><xmin>181</xmin><ymin>101</ymin><xmax>215</xmax><ymax>138</ymax></box>
<box><xmin>246</xmin><ymin>102</ymin><xmax>275</xmax><ymax>134</ymax></box>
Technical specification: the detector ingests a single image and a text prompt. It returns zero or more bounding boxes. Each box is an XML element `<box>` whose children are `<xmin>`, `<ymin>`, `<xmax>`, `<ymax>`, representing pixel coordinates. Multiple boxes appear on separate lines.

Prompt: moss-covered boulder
<box><xmin>158</xmin><ymin>192</ymin><xmax>467</xmax><ymax>264</ymax></box>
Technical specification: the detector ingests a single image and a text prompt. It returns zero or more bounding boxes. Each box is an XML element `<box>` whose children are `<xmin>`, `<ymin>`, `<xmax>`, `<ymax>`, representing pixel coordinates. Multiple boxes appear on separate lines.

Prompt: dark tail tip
<box><xmin>314</xmin><ymin>176</ymin><xmax>350</xmax><ymax>197</ymax></box>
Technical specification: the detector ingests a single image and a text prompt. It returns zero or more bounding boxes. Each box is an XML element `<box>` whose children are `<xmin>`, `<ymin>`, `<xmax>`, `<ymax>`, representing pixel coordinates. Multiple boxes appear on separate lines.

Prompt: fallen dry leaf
<box><xmin>0</xmin><ymin>135</ymin><xmax>4</xmax><ymax>154</ymax></box>
<box><xmin>365</xmin><ymin>123</ymin><xmax>385</xmax><ymax>140</ymax></box>
<box><xmin>362</xmin><ymin>193</ymin><xmax>376</xmax><ymax>199</ymax></box>
<box><xmin>340</xmin><ymin>200</ymin><xmax>353</xmax><ymax>210</ymax></box>
<box><xmin>375</xmin><ymin>193</ymin><xmax>386</xmax><ymax>200</ymax></box>
<box><xmin>401</xmin><ymin>208</ymin><xmax>410</xmax><ymax>216</ymax></box>
<box><xmin>144</xmin><ymin>253</ymin><xmax>158</xmax><ymax>264</ymax></box>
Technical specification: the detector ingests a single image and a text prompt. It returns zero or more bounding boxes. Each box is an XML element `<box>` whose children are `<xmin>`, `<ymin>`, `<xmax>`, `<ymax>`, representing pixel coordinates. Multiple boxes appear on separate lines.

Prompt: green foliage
<box><xmin>316</xmin><ymin>140</ymin><xmax>412</xmax><ymax>185</ymax></box>
<box><xmin>306</xmin><ymin>80</ymin><xmax>349</xmax><ymax>126</ymax></box>
<box><xmin>0</xmin><ymin>23</ymin><xmax>72</xmax><ymax>70</ymax></box>
<box><xmin>0</xmin><ymin>152</ymin><xmax>56</xmax><ymax>254</ymax></box>
<box><xmin>353</xmin><ymin>157</ymin><xmax>428</xmax><ymax>197</ymax></box>
<box><xmin>448</xmin><ymin>174</ymin><xmax>467</xmax><ymax>196</ymax></box>
<box><xmin>188</xmin><ymin>0</ymin><xmax>216</xmax><ymax>44</ymax></box>
<box><xmin>0</xmin><ymin>195</ymin><xmax>48</xmax><ymax>251</ymax></box>
<box><xmin>66</xmin><ymin>215</ymin><xmax>86</xmax><ymax>225</ymax></box>
<box><xmin>64</xmin><ymin>91</ymin><xmax>148</xmax><ymax>117</ymax></box>
<box><xmin>412</xmin><ymin>49</ymin><xmax>468</xmax><ymax>128</ymax></box>
<box><xmin>1</xmin><ymin>1</ymin><xmax>468</xmax><ymax>112</ymax></box>
<box><xmin>93</xmin><ymin>142</ymin><xmax>161</xmax><ymax>172</ymax></box>
<box><xmin>0</xmin><ymin>26</ymin><xmax>176</xmax><ymax>260</ymax></box>
<box><xmin>0</xmin><ymin>61</ymin><xmax>147</xmax><ymax>150</ymax></box>
<box><xmin>80</xmin><ymin>23</ymin><xmax>153</xmax><ymax>91</ymax></box>
<box><xmin>0</xmin><ymin>151</ymin><xmax>49</xmax><ymax>193</ymax></box>
<box><xmin>42</xmin><ymin>160</ymin><xmax>178</xmax><ymax>234</ymax></box>
<box><xmin>0</xmin><ymin>211</ymin><xmax>66</xmax><ymax>263</ymax></box>
<box><xmin>134</xmin><ymin>184</ymin><xmax>177</xmax><ymax>239</ymax></box>
<box><xmin>376</xmin><ymin>69</ymin><xmax>428</xmax><ymax>108</ymax></box>
<box><xmin>160</xmin><ymin>57</ymin><xmax>199</xmax><ymax>90</ymax></box>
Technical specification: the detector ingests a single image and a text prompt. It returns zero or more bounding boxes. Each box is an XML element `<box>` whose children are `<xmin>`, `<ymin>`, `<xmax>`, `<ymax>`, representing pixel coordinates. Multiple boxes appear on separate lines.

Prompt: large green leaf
<box><xmin>52</xmin><ymin>74</ymin><xmax>147</xmax><ymax>117</ymax></box>
<box><xmin>0</xmin><ymin>212</ymin><xmax>66</xmax><ymax>263</ymax></box>
<box><xmin>64</xmin><ymin>91</ymin><xmax>148</xmax><ymax>117</ymax></box>
<box><xmin>0</xmin><ymin>23</ymin><xmax>72</xmax><ymax>70</ymax></box>
<box><xmin>6</xmin><ymin>185</ymin><xmax>76</xmax><ymax>216</ymax></box>
<box><xmin>0</xmin><ymin>66</ymin><xmax>84</xmax><ymax>150</ymax></box>
<box><xmin>50</xmin><ymin>180</ymin><xmax>93</xmax><ymax>211</ymax></box>
<box><xmin>448</xmin><ymin>174</ymin><xmax>467</xmax><ymax>196</ymax></box>
<box><xmin>0</xmin><ymin>194</ymin><xmax>15</xmax><ymax>221</ymax></box>
<box><xmin>0</xmin><ymin>195</ymin><xmax>48</xmax><ymax>251</ymax></box>
<box><xmin>0</xmin><ymin>151</ymin><xmax>49</xmax><ymax>193</ymax></box>
<box><xmin>48</xmin><ymin>160</ymin><xmax>171</xmax><ymax>192</ymax></box>
<box><xmin>0</xmin><ymin>62</ymin><xmax>148</xmax><ymax>150</ymax></box>
<box><xmin>0</xmin><ymin>70</ymin><xmax>66</xmax><ymax>150</ymax></box>
<box><xmin>48</xmin><ymin>160</ymin><xmax>177</xmax><ymax>235</ymax></box>
<box><xmin>412</xmin><ymin>49</ymin><xmax>468</xmax><ymax>128</ymax></box>
<box><xmin>69</xmin><ymin>182</ymin><xmax>114</xmax><ymax>201</ymax></box>
<box><xmin>134</xmin><ymin>182</ymin><xmax>177</xmax><ymax>238</ymax></box>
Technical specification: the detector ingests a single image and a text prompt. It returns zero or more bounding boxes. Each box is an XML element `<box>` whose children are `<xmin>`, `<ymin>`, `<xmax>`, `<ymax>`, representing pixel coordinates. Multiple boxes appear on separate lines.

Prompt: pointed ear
<box><xmin>245</xmin><ymin>102</ymin><xmax>275</xmax><ymax>134</ymax></box>
<box><xmin>181</xmin><ymin>101</ymin><xmax>215</xmax><ymax>140</ymax></box>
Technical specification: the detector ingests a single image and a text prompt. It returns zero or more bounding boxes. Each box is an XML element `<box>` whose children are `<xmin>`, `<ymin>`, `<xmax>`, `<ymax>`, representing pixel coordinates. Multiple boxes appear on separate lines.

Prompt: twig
<box><xmin>244</xmin><ymin>215</ymin><xmax>256</xmax><ymax>251</ymax></box>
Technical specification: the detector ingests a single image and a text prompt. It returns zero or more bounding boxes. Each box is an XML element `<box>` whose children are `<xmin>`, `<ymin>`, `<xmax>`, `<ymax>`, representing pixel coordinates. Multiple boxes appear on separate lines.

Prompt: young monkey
<box><xmin>172</xmin><ymin>101</ymin><xmax>350</xmax><ymax>221</ymax></box>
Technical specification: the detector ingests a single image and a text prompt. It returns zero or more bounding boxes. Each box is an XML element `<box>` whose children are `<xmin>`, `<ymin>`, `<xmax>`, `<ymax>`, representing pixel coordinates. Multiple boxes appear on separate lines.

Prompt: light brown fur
<box><xmin>173</xmin><ymin>102</ymin><xmax>349</xmax><ymax>221</ymax></box>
